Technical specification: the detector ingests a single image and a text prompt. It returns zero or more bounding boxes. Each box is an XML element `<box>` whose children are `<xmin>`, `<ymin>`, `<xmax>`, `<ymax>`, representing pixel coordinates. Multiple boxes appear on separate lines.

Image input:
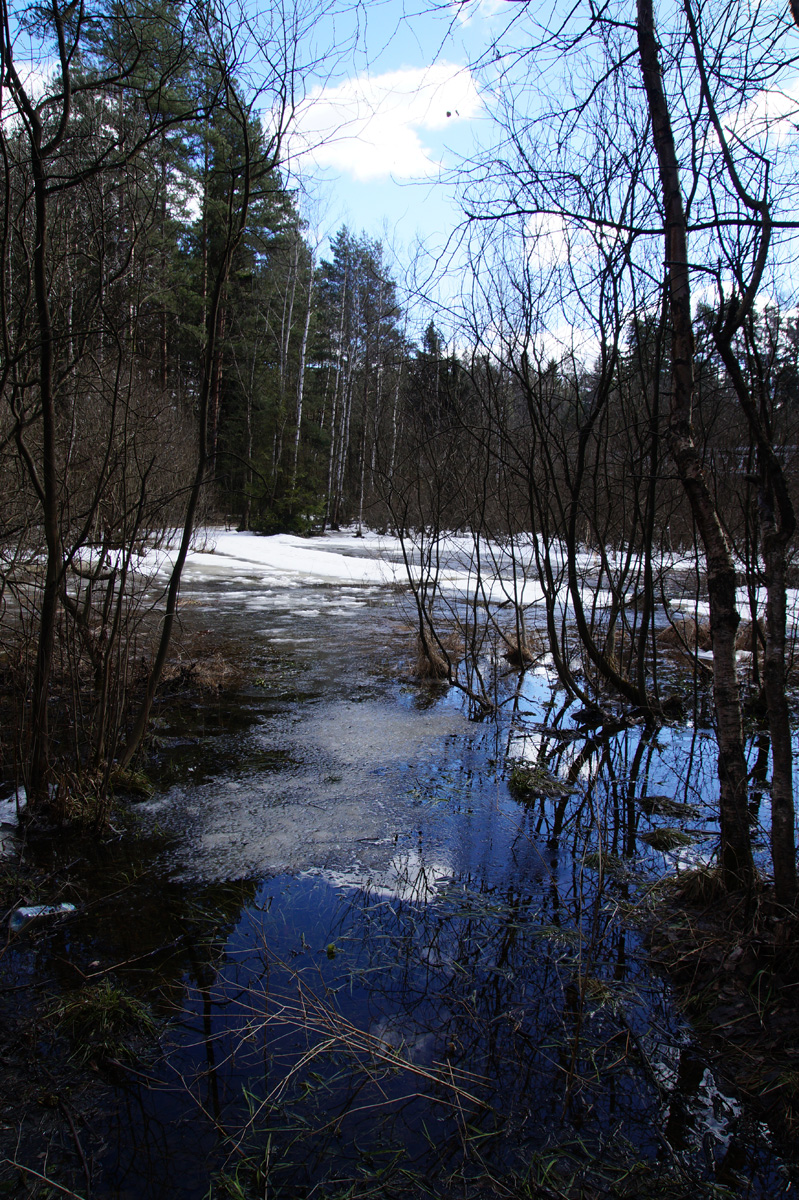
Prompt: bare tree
<box><xmin>442</xmin><ymin>0</ymin><xmax>799</xmax><ymax>894</ymax></box>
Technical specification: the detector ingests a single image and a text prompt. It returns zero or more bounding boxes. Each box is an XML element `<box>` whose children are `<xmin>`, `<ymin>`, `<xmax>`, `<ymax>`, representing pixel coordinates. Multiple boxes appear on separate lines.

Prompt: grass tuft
<box><xmin>661</xmin><ymin>864</ymin><xmax>727</xmax><ymax>905</ymax></box>
<box><xmin>638</xmin><ymin>794</ymin><xmax>700</xmax><ymax>819</ymax></box>
<box><xmin>109</xmin><ymin>767</ymin><xmax>154</xmax><ymax>799</ymax></box>
<box><xmin>508</xmin><ymin>763</ymin><xmax>574</xmax><ymax>800</ymax></box>
<box><xmin>46</xmin><ymin>978</ymin><xmax>156</xmax><ymax>1063</ymax></box>
<box><xmin>638</xmin><ymin>827</ymin><xmax>696</xmax><ymax>852</ymax></box>
<box><xmin>413</xmin><ymin>631</ymin><xmax>454</xmax><ymax>679</ymax></box>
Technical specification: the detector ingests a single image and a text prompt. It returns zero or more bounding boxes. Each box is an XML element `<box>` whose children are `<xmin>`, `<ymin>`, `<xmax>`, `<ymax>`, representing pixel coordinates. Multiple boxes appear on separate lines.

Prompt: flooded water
<box><xmin>1</xmin><ymin>533</ymin><xmax>793</xmax><ymax>1198</ymax></box>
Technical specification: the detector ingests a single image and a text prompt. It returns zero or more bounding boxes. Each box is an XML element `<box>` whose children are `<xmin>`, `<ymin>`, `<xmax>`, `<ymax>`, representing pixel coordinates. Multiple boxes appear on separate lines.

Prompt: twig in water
<box><xmin>60</xmin><ymin>1099</ymin><xmax>92</xmax><ymax>1198</ymax></box>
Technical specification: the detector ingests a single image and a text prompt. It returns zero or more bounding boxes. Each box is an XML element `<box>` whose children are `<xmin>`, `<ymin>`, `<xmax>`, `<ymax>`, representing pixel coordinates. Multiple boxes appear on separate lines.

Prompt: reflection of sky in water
<box><xmin>5</xmin><ymin>531</ymin><xmax>789</xmax><ymax>1197</ymax></box>
<box><xmin>83</xmin><ymin>857</ymin><xmax>780</xmax><ymax>1198</ymax></box>
<box><xmin>307</xmin><ymin>848</ymin><xmax>455</xmax><ymax>902</ymax></box>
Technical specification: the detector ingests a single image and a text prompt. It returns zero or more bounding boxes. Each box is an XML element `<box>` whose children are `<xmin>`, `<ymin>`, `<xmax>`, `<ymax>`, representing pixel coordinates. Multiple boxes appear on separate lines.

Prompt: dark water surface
<box><xmin>2</xmin><ymin>551</ymin><xmax>792</xmax><ymax>1198</ymax></box>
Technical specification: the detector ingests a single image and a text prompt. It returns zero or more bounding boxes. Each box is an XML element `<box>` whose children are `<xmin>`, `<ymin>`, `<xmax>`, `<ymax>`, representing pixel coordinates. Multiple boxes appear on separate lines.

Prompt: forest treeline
<box><xmin>0</xmin><ymin>0</ymin><xmax>467</xmax><ymax>824</ymax></box>
<box><xmin>2</xmin><ymin>0</ymin><xmax>799</xmax><ymax>904</ymax></box>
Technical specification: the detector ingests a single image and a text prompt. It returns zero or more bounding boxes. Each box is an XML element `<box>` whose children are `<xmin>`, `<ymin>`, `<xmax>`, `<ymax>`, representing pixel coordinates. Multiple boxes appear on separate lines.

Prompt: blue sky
<box><xmin>283</xmin><ymin>1</ymin><xmax>506</xmax><ymax>273</ymax></box>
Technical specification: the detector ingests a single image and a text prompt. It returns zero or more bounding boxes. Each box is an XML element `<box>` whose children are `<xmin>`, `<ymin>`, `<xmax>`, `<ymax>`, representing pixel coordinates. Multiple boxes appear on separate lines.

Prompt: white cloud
<box><xmin>0</xmin><ymin>59</ymin><xmax>56</xmax><ymax>127</ymax></box>
<box><xmin>286</xmin><ymin>61</ymin><xmax>482</xmax><ymax>183</ymax></box>
<box><xmin>726</xmin><ymin>76</ymin><xmax>799</xmax><ymax>144</ymax></box>
<box><xmin>449</xmin><ymin>0</ymin><xmax>506</xmax><ymax>25</ymax></box>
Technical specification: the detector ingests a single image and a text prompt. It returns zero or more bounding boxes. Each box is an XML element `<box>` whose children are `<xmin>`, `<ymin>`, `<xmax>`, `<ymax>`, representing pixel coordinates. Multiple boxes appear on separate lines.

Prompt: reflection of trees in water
<box><xmin>165</xmin><ymin>833</ymin><xmax>749</xmax><ymax>1194</ymax></box>
<box><xmin>507</xmin><ymin>706</ymin><xmax>678</xmax><ymax>864</ymax></box>
<box><xmin>506</xmin><ymin>671</ymin><xmax>781</xmax><ymax>876</ymax></box>
<box><xmin>28</xmin><ymin>700</ymin><xmax>777</xmax><ymax>1196</ymax></box>
<box><xmin>17</xmin><ymin>686</ymin><xmax>782</xmax><ymax>1195</ymax></box>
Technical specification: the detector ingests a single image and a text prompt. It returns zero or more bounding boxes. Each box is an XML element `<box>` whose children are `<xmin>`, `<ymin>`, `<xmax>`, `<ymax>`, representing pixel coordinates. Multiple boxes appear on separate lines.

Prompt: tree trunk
<box><xmin>291</xmin><ymin>269</ymin><xmax>313</xmax><ymax>494</ymax></box>
<box><xmin>28</xmin><ymin>136</ymin><xmax>60</xmax><ymax>806</ymax></box>
<box><xmin>637</xmin><ymin>0</ymin><xmax>753</xmax><ymax>891</ymax></box>
<box><xmin>762</xmin><ymin>529</ymin><xmax>796</xmax><ymax>903</ymax></box>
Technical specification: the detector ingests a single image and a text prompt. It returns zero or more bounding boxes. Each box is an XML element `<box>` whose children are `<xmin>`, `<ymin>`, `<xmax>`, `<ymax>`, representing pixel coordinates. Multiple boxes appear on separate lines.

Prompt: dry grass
<box><xmin>413</xmin><ymin>631</ymin><xmax>457</xmax><ymax>679</ymax></box>
<box><xmin>507</xmin><ymin>762</ymin><xmax>574</xmax><ymax>800</ymax></box>
<box><xmin>501</xmin><ymin>636</ymin><xmax>541</xmax><ymax>667</ymax></box>
<box><xmin>657</xmin><ymin>615</ymin><xmax>712</xmax><ymax>652</ymax></box>
<box><xmin>638</xmin><ymin>828</ymin><xmax>696</xmax><ymax>852</ymax></box>
<box><xmin>734</xmin><ymin>617</ymin><xmax>765</xmax><ymax>653</ymax></box>
<box><xmin>647</xmin><ymin>876</ymin><xmax>799</xmax><ymax>1149</ymax></box>
<box><xmin>661</xmin><ymin>865</ymin><xmax>728</xmax><ymax>906</ymax></box>
<box><xmin>160</xmin><ymin>651</ymin><xmax>242</xmax><ymax>692</ymax></box>
<box><xmin>638</xmin><ymin>794</ymin><xmax>700</xmax><ymax>819</ymax></box>
<box><xmin>45</xmin><ymin>979</ymin><xmax>156</xmax><ymax>1064</ymax></box>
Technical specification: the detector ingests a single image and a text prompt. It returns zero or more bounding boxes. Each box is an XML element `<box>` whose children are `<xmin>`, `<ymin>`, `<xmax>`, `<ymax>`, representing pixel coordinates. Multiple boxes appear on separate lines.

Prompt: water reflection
<box><xmin>85</xmin><ymin>860</ymin><xmax>779</xmax><ymax>1197</ymax></box>
<box><xmin>1</xmin><ymin>559</ymin><xmax>792</xmax><ymax>1197</ymax></box>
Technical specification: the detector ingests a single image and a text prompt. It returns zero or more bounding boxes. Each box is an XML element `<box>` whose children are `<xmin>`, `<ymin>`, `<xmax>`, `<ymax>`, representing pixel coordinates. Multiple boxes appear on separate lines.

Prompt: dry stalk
<box><xmin>204</xmin><ymin>954</ymin><xmax>493</xmax><ymax>1163</ymax></box>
